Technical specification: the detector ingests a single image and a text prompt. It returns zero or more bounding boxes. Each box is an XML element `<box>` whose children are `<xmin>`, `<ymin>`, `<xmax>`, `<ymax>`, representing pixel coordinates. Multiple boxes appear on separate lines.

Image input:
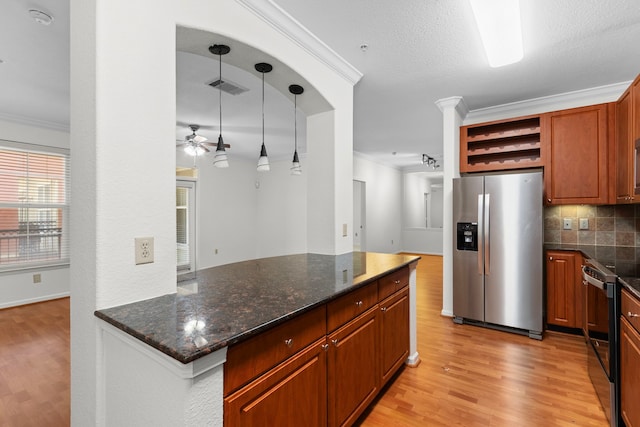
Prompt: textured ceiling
<box><xmin>2</xmin><ymin>0</ymin><xmax>640</xmax><ymax>168</ymax></box>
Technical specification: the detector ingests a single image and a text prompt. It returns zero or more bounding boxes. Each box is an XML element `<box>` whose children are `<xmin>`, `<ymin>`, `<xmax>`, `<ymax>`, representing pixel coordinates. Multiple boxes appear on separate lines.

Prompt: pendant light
<box><xmin>208</xmin><ymin>44</ymin><xmax>230</xmax><ymax>168</ymax></box>
<box><xmin>288</xmin><ymin>84</ymin><xmax>304</xmax><ymax>175</ymax></box>
<box><xmin>255</xmin><ymin>63</ymin><xmax>273</xmax><ymax>172</ymax></box>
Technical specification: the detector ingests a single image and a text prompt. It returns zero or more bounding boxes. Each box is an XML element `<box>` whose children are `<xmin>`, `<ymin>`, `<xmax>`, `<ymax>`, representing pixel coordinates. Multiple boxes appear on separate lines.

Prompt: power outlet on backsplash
<box><xmin>544</xmin><ymin>204</ymin><xmax>639</xmax><ymax>247</ymax></box>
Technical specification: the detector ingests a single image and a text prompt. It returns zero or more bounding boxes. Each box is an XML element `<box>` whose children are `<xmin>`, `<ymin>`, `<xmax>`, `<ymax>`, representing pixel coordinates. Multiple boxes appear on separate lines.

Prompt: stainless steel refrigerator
<box><xmin>453</xmin><ymin>171</ymin><xmax>543</xmax><ymax>339</ymax></box>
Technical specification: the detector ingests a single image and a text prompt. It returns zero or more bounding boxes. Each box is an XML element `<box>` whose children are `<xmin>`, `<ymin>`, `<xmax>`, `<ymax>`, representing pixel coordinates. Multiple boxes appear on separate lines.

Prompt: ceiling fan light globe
<box><xmin>184</xmin><ymin>145</ymin><xmax>198</xmax><ymax>156</ymax></box>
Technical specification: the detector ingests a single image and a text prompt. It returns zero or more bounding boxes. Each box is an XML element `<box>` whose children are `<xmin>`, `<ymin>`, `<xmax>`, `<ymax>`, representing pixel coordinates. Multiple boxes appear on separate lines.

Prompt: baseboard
<box><xmin>0</xmin><ymin>292</ymin><xmax>70</xmax><ymax>309</ymax></box>
<box><xmin>441</xmin><ymin>309</ymin><xmax>453</xmax><ymax>317</ymax></box>
<box><xmin>406</xmin><ymin>351</ymin><xmax>420</xmax><ymax>367</ymax></box>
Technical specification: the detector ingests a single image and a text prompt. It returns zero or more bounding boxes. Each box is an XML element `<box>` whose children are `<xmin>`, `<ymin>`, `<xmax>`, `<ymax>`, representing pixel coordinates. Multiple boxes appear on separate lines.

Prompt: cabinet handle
<box><xmin>394</xmin><ymin>280</ymin><xmax>400</xmax><ymax>284</ymax></box>
<box><xmin>629</xmin><ymin>312</ymin><xmax>639</xmax><ymax>318</ymax></box>
<box><xmin>331</xmin><ymin>339</ymin><xmax>339</xmax><ymax>347</ymax></box>
<box><xmin>549</xmin><ymin>256</ymin><xmax>553</xmax><ymax>261</ymax></box>
<box><xmin>284</xmin><ymin>338</ymin><xmax>293</xmax><ymax>348</ymax></box>
<box><xmin>355</xmin><ymin>300</ymin><xmax>363</xmax><ymax>307</ymax></box>
<box><xmin>321</xmin><ymin>343</ymin><xmax>329</xmax><ymax>351</ymax></box>
<box><xmin>381</xmin><ymin>307</ymin><xmax>387</xmax><ymax>312</ymax></box>
<box><xmin>547</xmin><ymin>198</ymin><xmax>551</xmax><ymax>203</ymax></box>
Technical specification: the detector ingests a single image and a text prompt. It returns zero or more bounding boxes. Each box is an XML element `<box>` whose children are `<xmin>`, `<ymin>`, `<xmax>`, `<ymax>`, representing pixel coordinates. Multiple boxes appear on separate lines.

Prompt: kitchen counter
<box><xmin>95</xmin><ymin>252</ymin><xmax>420</xmax><ymax>364</ymax></box>
<box><xmin>544</xmin><ymin>244</ymin><xmax>640</xmax><ymax>298</ymax></box>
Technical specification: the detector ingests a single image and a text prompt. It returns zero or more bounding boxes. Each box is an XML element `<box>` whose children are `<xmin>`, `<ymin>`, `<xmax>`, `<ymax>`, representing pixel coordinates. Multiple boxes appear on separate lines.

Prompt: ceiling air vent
<box><xmin>208</xmin><ymin>78</ymin><xmax>249</xmax><ymax>96</ymax></box>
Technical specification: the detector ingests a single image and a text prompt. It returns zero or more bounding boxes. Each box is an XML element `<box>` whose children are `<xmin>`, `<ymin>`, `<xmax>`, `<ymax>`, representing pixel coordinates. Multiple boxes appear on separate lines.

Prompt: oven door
<box><xmin>582</xmin><ymin>264</ymin><xmax>618</xmax><ymax>427</ymax></box>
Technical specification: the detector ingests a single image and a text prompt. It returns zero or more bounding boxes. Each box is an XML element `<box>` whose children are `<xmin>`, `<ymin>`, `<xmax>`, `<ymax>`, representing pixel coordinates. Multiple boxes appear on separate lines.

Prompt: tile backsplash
<box><xmin>544</xmin><ymin>204</ymin><xmax>640</xmax><ymax>247</ymax></box>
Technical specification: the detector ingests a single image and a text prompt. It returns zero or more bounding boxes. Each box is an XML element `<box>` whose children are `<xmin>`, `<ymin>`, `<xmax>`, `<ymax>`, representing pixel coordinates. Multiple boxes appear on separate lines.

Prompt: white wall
<box><xmin>400</xmin><ymin>172</ymin><xmax>444</xmax><ymax>255</ymax></box>
<box><xmin>255</xmin><ymin>157</ymin><xmax>308</xmax><ymax>259</ymax></box>
<box><xmin>353</xmin><ymin>154</ymin><xmax>402</xmax><ymax>253</ymax></box>
<box><xmin>0</xmin><ymin>119</ymin><xmax>71</xmax><ymax>307</ymax></box>
<box><xmin>403</xmin><ymin>173</ymin><xmax>429</xmax><ymax>229</ymax></box>
<box><xmin>71</xmin><ymin>0</ymin><xmax>358</xmax><ymax>423</ymax></box>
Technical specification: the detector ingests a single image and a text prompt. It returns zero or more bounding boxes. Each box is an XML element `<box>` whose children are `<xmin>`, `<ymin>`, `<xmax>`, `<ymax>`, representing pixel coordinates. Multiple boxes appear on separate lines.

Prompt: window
<box><xmin>177</xmin><ymin>179</ymin><xmax>195</xmax><ymax>279</ymax></box>
<box><xmin>0</xmin><ymin>141</ymin><xmax>70</xmax><ymax>271</ymax></box>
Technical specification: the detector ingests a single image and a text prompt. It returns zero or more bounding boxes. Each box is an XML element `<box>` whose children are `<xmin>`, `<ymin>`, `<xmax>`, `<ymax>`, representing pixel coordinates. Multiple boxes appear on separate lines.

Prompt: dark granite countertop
<box><xmin>544</xmin><ymin>244</ymin><xmax>640</xmax><ymax>298</ymax></box>
<box><xmin>95</xmin><ymin>252</ymin><xmax>420</xmax><ymax>364</ymax></box>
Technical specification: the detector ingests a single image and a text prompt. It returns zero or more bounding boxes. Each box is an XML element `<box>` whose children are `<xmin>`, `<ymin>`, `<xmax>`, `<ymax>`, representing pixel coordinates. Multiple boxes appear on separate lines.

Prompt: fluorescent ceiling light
<box><xmin>470</xmin><ymin>0</ymin><xmax>523</xmax><ymax>67</ymax></box>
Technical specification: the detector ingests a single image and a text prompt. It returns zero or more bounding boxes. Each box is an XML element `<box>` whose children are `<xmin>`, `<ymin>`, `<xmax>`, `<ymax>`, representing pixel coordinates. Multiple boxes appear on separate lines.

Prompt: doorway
<box><xmin>353</xmin><ymin>180</ymin><xmax>366</xmax><ymax>251</ymax></box>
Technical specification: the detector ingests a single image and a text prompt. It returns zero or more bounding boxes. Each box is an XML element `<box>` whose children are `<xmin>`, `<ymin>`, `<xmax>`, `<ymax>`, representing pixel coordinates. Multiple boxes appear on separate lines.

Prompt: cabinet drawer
<box><xmin>327</xmin><ymin>283</ymin><xmax>378</xmax><ymax>333</ymax></box>
<box><xmin>224</xmin><ymin>305</ymin><xmax>327</xmax><ymax>395</ymax></box>
<box><xmin>378</xmin><ymin>267</ymin><xmax>409</xmax><ymax>301</ymax></box>
<box><xmin>622</xmin><ymin>288</ymin><xmax>640</xmax><ymax>333</ymax></box>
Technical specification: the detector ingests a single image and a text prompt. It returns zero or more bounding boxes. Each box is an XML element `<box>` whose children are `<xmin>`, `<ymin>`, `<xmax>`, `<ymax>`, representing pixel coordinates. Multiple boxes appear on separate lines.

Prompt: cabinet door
<box><xmin>616</xmin><ymin>89</ymin><xmax>633</xmax><ymax>203</ymax></box>
<box><xmin>546</xmin><ymin>251</ymin><xmax>582</xmax><ymax>328</ymax></box>
<box><xmin>224</xmin><ymin>338</ymin><xmax>327</xmax><ymax>427</ymax></box>
<box><xmin>379</xmin><ymin>289</ymin><xmax>409</xmax><ymax>385</ymax></box>
<box><xmin>327</xmin><ymin>307</ymin><xmax>379</xmax><ymax>427</ymax></box>
<box><xmin>620</xmin><ymin>317</ymin><xmax>640</xmax><ymax>427</ymax></box>
<box><xmin>544</xmin><ymin>104</ymin><xmax>609</xmax><ymax>204</ymax></box>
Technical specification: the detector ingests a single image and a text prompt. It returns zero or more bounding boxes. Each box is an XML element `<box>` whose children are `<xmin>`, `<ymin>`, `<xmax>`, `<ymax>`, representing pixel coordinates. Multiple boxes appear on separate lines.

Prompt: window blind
<box><xmin>0</xmin><ymin>141</ymin><xmax>70</xmax><ymax>271</ymax></box>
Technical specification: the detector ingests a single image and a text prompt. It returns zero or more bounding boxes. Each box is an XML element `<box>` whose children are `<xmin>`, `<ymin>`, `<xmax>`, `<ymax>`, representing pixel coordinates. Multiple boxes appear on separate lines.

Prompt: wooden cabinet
<box><xmin>224</xmin><ymin>305</ymin><xmax>327</xmax><ymax>395</ymax></box>
<box><xmin>460</xmin><ymin>115</ymin><xmax>543</xmax><ymax>173</ymax></box>
<box><xmin>543</xmin><ymin>104</ymin><xmax>610</xmax><ymax>205</ymax></box>
<box><xmin>615</xmin><ymin>74</ymin><xmax>640</xmax><ymax>203</ymax></box>
<box><xmin>379</xmin><ymin>288</ymin><xmax>409</xmax><ymax>385</ymax></box>
<box><xmin>224</xmin><ymin>267</ymin><xmax>413</xmax><ymax>427</ymax></box>
<box><xmin>224</xmin><ymin>338</ymin><xmax>328</xmax><ymax>427</ymax></box>
<box><xmin>545</xmin><ymin>250</ymin><xmax>583</xmax><ymax>328</ymax></box>
<box><xmin>615</xmin><ymin>88</ymin><xmax>633</xmax><ymax>202</ymax></box>
<box><xmin>327</xmin><ymin>307</ymin><xmax>379</xmax><ymax>427</ymax></box>
<box><xmin>620</xmin><ymin>289</ymin><xmax>640</xmax><ymax>427</ymax></box>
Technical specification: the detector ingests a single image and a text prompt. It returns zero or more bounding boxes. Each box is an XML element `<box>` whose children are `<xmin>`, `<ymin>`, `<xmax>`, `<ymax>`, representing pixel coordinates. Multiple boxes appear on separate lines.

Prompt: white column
<box><xmin>70</xmin><ymin>0</ymin><xmax>177</xmax><ymax>424</ymax></box>
<box><xmin>434</xmin><ymin>97</ymin><xmax>468</xmax><ymax>317</ymax></box>
<box><xmin>306</xmin><ymin>106</ymin><xmax>354</xmax><ymax>255</ymax></box>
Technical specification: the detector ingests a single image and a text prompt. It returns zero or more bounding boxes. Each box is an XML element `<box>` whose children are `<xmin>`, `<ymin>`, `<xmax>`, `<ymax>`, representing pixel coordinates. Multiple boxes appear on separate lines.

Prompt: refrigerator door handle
<box><xmin>477</xmin><ymin>194</ymin><xmax>483</xmax><ymax>275</ymax></box>
<box><xmin>484</xmin><ymin>194</ymin><xmax>490</xmax><ymax>275</ymax></box>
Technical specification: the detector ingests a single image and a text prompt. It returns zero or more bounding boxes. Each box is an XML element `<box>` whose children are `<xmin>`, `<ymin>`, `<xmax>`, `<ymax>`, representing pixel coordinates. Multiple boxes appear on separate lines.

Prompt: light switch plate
<box><xmin>579</xmin><ymin>218</ymin><xmax>589</xmax><ymax>230</ymax></box>
<box><xmin>563</xmin><ymin>218</ymin><xmax>572</xmax><ymax>230</ymax></box>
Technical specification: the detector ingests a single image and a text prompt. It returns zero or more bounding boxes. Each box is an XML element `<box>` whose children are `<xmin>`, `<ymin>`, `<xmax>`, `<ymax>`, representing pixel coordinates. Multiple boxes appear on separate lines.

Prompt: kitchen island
<box><xmin>94</xmin><ymin>252</ymin><xmax>420</xmax><ymax>426</ymax></box>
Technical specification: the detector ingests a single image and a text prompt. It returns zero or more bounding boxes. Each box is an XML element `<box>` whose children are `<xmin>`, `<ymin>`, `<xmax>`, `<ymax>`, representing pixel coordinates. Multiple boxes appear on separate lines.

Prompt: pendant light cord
<box><xmin>261</xmin><ymin>71</ymin><xmax>265</xmax><ymax>144</ymax></box>
<box><xmin>294</xmin><ymin>94</ymin><xmax>297</xmax><ymax>152</ymax></box>
<box><xmin>219</xmin><ymin>53</ymin><xmax>222</xmax><ymax>135</ymax></box>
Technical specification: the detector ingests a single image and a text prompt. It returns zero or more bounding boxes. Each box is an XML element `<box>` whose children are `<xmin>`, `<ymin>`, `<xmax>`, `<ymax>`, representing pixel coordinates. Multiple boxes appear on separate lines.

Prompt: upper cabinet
<box><xmin>459</xmin><ymin>73</ymin><xmax>640</xmax><ymax>205</ymax></box>
<box><xmin>543</xmin><ymin>103</ymin><xmax>611</xmax><ymax>205</ymax></box>
<box><xmin>460</xmin><ymin>115</ymin><xmax>543</xmax><ymax>173</ymax></box>
<box><xmin>615</xmin><ymin>74</ymin><xmax>640</xmax><ymax>203</ymax></box>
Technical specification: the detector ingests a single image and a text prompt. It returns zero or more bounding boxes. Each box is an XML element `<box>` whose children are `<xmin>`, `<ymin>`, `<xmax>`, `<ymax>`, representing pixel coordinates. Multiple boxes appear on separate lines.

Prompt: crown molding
<box><xmin>235</xmin><ymin>0</ymin><xmax>363</xmax><ymax>86</ymax></box>
<box><xmin>435</xmin><ymin>96</ymin><xmax>469</xmax><ymax>119</ymax></box>
<box><xmin>464</xmin><ymin>81</ymin><xmax>630</xmax><ymax>125</ymax></box>
<box><xmin>0</xmin><ymin>111</ymin><xmax>70</xmax><ymax>133</ymax></box>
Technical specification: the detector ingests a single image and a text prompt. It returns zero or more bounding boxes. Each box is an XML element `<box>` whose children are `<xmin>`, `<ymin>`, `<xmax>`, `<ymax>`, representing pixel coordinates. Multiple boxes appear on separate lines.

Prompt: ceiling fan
<box><xmin>176</xmin><ymin>124</ymin><xmax>230</xmax><ymax>156</ymax></box>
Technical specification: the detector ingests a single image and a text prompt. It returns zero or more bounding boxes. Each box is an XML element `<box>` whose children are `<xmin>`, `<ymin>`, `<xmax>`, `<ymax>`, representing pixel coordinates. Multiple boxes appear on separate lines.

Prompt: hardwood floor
<box><xmin>0</xmin><ymin>256</ymin><xmax>608</xmax><ymax>426</ymax></box>
<box><xmin>0</xmin><ymin>297</ymin><xmax>69</xmax><ymax>427</ymax></box>
<box><xmin>357</xmin><ymin>254</ymin><xmax>608</xmax><ymax>426</ymax></box>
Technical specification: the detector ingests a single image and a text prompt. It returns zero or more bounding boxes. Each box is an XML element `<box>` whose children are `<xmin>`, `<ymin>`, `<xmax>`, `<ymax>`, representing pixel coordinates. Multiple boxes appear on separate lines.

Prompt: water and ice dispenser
<box><xmin>456</xmin><ymin>222</ymin><xmax>478</xmax><ymax>251</ymax></box>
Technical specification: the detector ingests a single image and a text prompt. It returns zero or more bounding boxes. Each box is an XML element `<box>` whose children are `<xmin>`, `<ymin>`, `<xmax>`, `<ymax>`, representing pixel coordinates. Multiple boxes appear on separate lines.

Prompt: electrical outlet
<box><xmin>33</xmin><ymin>273</ymin><xmax>41</xmax><ymax>284</ymax></box>
<box><xmin>342</xmin><ymin>224</ymin><xmax>348</xmax><ymax>237</ymax></box>
<box><xmin>135</xmin><ymin>237</ymin><xmax>154</xmax><ymax>265</ymax></box>
<box><xmin>579</xmin><ymin>218</ymin><xmax>589</xmax><ymax>230</ymax></box>
<box><xmin>563</xmin><ymin>218</ymin><xmax>572</xmax><ymax>230</ymax></box>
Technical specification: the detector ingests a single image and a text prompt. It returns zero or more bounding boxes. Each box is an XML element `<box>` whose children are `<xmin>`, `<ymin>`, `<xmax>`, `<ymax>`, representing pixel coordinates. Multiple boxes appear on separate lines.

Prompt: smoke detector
<box><xmin>29</xmin><ymin>9</ymin><xmax>54</xmax><ymax>26</ymax></box>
